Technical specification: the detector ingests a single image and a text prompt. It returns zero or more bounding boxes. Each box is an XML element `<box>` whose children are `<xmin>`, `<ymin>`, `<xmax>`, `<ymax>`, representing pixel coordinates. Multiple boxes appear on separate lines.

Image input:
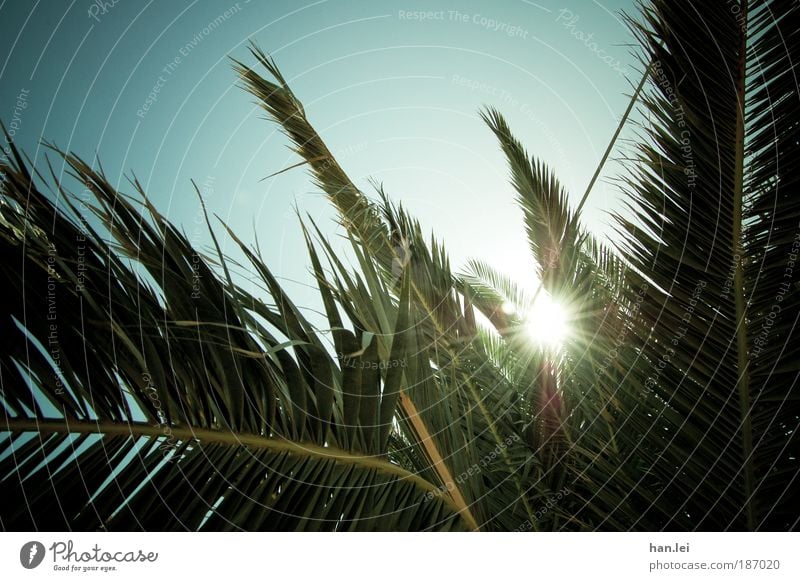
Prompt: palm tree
<box><xmin>1</xmin><ymin>0</ymin><xmax>798</xmax><ymax>531</ymax></box>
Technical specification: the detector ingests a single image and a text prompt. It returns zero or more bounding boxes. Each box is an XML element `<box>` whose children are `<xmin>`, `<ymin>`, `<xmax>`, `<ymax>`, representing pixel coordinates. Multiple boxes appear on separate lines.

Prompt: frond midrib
<box><xmin>732</xmin><ymin>0</ymin><xmax>755</xmax><ymax>531</ymax></box>
<box><xmin>3</xmin><ymin>417</ymin><xmax>470</xmax><ymax>524</ymax></box>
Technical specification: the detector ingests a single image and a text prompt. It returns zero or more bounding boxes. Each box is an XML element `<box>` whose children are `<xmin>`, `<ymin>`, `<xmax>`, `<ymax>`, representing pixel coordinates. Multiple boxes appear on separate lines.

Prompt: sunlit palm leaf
<box><xmin>0</xmin><ymin>142</ymin><xmax>468</xmax><ymax>531</ymax></box>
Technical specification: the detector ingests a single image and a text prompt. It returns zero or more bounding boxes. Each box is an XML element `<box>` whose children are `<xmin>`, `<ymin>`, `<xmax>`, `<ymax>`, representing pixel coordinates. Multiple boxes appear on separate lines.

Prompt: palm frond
<box><xmin>608</xmin><ymin>0</ymin><xmax>800</xmax><ymax>530</ymax></box>
<box><xmin>0</xmin><ymin>142</ymin><xmax>468</xmax><ymax>531</ymax></box>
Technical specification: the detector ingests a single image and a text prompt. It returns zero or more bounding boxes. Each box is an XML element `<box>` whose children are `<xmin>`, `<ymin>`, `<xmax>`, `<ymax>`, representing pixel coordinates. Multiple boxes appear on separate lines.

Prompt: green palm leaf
<box><xmin>2</xmin><ymin>0</ymin><xmax>798</xmax><ymax>532</ymax></box>
<box><xmin>0</xmin><ymin>143</ymin><xmax>468</xmax><ymax>531</ymax></box>
<box><xmin>609</xmin><ymin>0</ymin><xmax>800</xmax><ymax>530</ymax></box>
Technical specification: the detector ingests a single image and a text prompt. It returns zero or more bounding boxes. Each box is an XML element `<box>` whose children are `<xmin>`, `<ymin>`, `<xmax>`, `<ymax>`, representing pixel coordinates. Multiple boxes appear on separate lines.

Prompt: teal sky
<box><xmin>1</xmin><ymin>0</ymin><xmax>639</xmax><ymax>306</ymax></box>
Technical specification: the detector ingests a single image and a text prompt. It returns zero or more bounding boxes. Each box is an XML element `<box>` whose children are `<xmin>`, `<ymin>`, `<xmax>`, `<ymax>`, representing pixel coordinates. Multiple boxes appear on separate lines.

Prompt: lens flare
<box><xmin>524</xmin><ymin>292</ymin><xmax>569</xmax><ymax>349</ymax></box>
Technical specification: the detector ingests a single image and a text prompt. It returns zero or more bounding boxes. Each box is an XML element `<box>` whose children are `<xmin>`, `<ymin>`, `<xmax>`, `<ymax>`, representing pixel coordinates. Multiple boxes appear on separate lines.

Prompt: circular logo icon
<box><xmin>20</xmin><ymin>541</ymin><xmax>46</xmax><ymax>569</ymax></box>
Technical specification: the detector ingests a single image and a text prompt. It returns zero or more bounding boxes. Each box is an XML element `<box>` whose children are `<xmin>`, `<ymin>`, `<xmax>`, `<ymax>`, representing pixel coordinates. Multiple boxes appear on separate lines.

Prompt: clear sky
<box><xmin>1</xmin><ymin>0</ymin><xmax>640</xmax><ymax>306</ymax></box>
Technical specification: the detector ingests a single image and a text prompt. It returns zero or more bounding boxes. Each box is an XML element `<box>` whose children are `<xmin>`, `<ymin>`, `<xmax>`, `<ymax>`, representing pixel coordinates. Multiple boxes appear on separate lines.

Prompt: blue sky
<box><xmin>1</xmin><ymin>0</ymin><xmax>640</xmax><ymax>305</ymax></box>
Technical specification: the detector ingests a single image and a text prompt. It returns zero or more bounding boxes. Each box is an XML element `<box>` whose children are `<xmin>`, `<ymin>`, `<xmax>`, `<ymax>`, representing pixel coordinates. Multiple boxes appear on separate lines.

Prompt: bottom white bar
<box><xmin>1</xmin><ymin>532</ymin><xmax>797</xmax><ymax>579</ymax></box>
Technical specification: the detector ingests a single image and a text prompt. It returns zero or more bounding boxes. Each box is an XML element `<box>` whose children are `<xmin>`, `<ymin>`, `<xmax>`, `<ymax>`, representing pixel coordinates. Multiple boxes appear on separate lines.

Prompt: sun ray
<box><xmin>523</xmin><ymin>292</ymin><xmax>569</xmax><ymax>349</ymax></box>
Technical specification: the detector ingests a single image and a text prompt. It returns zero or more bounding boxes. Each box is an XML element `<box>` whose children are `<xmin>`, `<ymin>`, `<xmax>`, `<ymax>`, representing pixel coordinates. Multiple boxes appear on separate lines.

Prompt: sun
<box><xmin>523</xmin><ymin>292</ymin><xmax>570</xmax><ymax>349</ymax></box>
